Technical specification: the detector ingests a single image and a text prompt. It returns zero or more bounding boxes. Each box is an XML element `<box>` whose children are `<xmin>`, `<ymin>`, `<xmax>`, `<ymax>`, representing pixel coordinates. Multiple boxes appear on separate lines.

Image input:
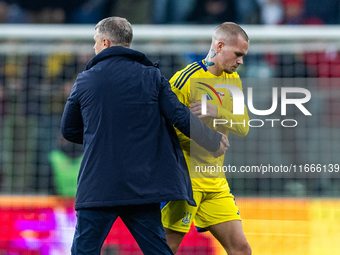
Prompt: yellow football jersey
<box><xmin>170</xmin><ymin>60</ymin><xmax>249</xmax><ymax>192</ymax></box>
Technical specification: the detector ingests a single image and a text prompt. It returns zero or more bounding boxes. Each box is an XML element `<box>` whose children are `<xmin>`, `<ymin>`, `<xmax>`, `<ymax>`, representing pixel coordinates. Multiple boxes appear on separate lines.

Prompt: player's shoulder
<box><xmin>170</xmin><ymin>61</ymin><xmax>206</xmax><ymax>90</ymax></box>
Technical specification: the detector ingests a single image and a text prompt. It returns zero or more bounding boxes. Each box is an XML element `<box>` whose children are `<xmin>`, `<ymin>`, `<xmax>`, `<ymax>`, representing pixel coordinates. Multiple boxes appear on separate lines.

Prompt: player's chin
<box><xmin>231</xmin><ymin>66</ymin><xmax>239</xmax><ymax>73</ymax></box>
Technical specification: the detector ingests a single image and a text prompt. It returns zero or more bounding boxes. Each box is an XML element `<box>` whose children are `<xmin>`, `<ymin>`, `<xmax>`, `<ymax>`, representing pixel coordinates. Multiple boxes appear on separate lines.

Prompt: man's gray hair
<box><xmin>95</xmin><ymin>17</ymin><xmax>133</xmax><ymax>47</ymax></box>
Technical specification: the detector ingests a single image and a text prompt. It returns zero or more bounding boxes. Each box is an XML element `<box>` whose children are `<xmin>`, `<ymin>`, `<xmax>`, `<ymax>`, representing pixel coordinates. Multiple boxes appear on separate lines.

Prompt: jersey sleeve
<box><xmin>216</xmin><ymin>73</ymin><xmax>249</xmax><ymax>137</ymax></box>
<box><xmin>170</xmin><ymin>70</ymin><xmax>190</xmax><ymax>107</ymax></box>
<box><xmin>159</xmin><ymin>72</ymin><xmax>221</xmax><ymax>152</ymax></box>
<box><xmin>216</xmin><ymin>102</ymin><xmax>249</xmax><ymax>137</ymax></box>
<box><xmin>170</xmin><ymin>70</ymin><xmax>192</xmax><ymax>152</ymax></box>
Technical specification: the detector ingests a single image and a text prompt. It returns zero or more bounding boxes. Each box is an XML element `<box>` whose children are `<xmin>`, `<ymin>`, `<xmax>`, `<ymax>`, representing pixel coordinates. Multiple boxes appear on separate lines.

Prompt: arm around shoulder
<box><xmin>158</xmin><ymin>74</ymin><xmax>222</xmax><ymax>151</ymax></box>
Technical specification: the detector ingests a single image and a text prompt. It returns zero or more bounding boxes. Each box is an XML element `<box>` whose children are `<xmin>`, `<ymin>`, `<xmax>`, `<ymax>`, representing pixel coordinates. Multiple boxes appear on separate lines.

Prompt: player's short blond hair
<box><xmin>213</xmin><ymin>22</ymin><xmax>249</xmax><ymax>45</ymax></box>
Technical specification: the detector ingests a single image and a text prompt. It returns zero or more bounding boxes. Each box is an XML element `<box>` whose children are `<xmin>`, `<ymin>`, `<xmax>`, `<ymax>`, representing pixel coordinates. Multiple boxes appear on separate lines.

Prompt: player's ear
<box><xmin>217</xmin><ymin>41</ymin><xmax>224</xmax><ymax>53</ymax></box>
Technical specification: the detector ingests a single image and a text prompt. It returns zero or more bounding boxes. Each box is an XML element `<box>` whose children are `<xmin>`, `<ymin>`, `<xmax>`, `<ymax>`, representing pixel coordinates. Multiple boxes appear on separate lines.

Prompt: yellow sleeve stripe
<box><xmin>173</xmin><ymin>63</ymin><xmax>200</xmax><ymax>89</ymax></box>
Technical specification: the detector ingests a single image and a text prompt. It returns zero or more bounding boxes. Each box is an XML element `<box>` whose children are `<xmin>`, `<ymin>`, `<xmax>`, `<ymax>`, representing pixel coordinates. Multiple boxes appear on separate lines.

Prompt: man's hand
<box><xmin>190</xmin><ymin>102</ymin><xmax>217</xmax><ymax>118</ymax></box>
<box><xmin>209</xmin><ymin>133</ymin><xmax>230</xmax><ymax>158</ymax></box>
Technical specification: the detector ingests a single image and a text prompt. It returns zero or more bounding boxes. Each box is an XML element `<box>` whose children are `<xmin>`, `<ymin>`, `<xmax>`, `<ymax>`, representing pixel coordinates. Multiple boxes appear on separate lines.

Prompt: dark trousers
<box><xmin>71</xmin><ymin>203</ymin><xmax>173</xmax><ymax>255</ymax></box>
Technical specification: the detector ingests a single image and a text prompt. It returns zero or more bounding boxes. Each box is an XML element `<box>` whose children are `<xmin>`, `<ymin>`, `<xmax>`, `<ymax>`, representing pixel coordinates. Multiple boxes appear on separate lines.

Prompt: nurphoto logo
<box><xmin>199</xmin><ymin>84</ymin><xmax>312</xmax><ymax>128</ymax></box>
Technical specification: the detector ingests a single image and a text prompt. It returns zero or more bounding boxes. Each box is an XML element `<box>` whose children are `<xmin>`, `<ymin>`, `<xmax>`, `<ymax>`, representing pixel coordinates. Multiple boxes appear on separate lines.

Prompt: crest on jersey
<box><xmin>217</xmin><ymin>91</ymin><xmax>225</xmax><ymax>98</ymax></box>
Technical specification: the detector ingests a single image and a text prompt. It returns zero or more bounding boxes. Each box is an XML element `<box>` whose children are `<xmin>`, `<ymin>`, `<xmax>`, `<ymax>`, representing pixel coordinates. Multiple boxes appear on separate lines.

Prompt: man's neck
<box><xmin>207</xmin><ymin>65</ymin><xmax>222</xmax><ymax>76</ymax></box>
<box><xmin>204</xmin><ymin>49</ymin><xmax>222</xmax><ymax>76</ymax></box>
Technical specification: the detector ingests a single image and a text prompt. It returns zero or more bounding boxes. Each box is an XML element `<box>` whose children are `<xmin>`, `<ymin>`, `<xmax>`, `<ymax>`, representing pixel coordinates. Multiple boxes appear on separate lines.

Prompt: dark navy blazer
<box><xmin>61</xmin><ymin>46</ymin><xmax>221</xmax><ymax>210</ymax></box>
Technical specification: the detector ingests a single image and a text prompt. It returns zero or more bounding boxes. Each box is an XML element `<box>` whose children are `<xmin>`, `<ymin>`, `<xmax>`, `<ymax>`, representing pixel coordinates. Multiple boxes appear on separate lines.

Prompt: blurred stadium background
<box><xmin>0</xmin><ymin>0</ymin><xmax>340</xmax><ymax>254</ymax></box>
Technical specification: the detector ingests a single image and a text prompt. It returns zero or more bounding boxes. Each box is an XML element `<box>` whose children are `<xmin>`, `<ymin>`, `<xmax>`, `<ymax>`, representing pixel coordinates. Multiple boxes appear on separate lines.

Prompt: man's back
<box><xmin>62</xmin><ymin>46</ymin><xmax>195</xmax><ymax>209</ymax></box>
<box><xmin>63</xmin><ymin>16</ymin><xmax>227</xmax><ymax>255</ymax></box>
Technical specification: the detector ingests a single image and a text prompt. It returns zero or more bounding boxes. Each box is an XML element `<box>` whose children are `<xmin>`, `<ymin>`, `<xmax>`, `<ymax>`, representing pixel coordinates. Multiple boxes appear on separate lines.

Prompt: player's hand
<box><xmin>190</xmin><ymin>101</ymin><xmax>217</xmax><ymax>118</ymax></box>
<box><xmin>209</xmin><ymin>133</ymin><xmax>229</xmax><ymax>158</ymax></box>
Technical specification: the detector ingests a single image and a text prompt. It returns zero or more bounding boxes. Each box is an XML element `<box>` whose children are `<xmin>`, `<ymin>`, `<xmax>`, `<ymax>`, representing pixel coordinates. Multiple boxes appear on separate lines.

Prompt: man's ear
<box><xmin>103</xmin><ymin>38</ymin><xmax>111</xmax><ymax>48</ymax></box>
<box><xmin>216</xmin><ymin>41</ymin><xmax>224</xmax><ymax>53</ymax></box>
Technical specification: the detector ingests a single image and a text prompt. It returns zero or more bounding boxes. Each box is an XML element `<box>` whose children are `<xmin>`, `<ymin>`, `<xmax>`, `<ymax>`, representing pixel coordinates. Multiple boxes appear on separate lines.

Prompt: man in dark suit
<box><xmin>61</xmin><ymin>16</ymin><xmax>229</xmax><ymax>255</ymax></box>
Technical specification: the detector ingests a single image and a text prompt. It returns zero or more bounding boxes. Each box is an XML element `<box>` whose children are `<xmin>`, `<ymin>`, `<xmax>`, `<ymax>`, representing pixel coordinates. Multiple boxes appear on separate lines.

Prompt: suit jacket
<box><xmin>61</xmin><ymin>46</ymin><xmax>221</xmax><ymax>209</ymax></box>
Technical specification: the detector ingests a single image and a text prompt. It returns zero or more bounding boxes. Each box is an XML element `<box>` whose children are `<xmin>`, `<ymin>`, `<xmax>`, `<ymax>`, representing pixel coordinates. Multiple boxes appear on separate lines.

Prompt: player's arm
<box><xmin>61</xmin><ymin>82</ymin><xmax>84</xmax><ymax>144</ymax></box>
<box><xmin>218</xmin><ymin>77</ymin><xmax>250</xmax><ymax>137</ymax></box>
<box><xmin>216</xmin><ymin>102</ymin><xmax>249</xmax><ymax>137</ymax></box>
<box><xmin>190</xmin><ymin>75</ymin><xmax>249</xmax><ymax>137</ymax></box>
<box><xmin>158</xmin><ymin>73</ymin><xmax>224</xmax><ymax>153</ymax></box>
<box><xmin>190</xmin><ymin>100</ymin><xmax>249</xmax><ymax>137</ymax></box>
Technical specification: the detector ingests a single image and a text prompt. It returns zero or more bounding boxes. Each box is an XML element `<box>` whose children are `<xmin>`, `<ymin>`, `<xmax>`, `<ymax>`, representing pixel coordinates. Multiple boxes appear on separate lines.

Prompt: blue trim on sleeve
<box><xmin>178</xmin><ymin>66</ymin><xmax>202</xmax><ymax>90</ymax></box>
<box><xmin>174</xmin><ymin>63</ymin><xmax>199</xmax><ymax>88</ymax></box>
<box><xmin>197</xmin><ymin>60</ymin><xmax>207</xmax><ymax>72</ymax></box>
